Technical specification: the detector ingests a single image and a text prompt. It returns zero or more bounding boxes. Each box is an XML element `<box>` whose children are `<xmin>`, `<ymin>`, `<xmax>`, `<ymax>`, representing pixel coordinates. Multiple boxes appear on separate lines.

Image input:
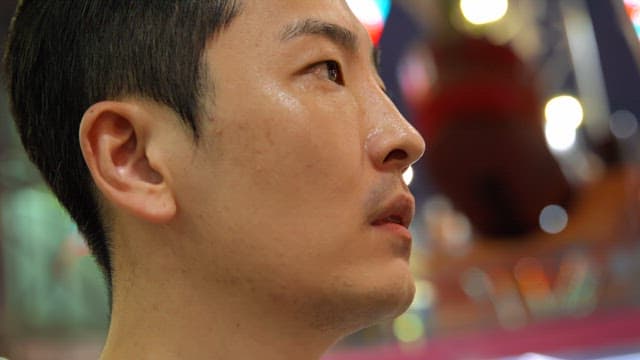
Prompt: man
<box><xmin>4</xmin><ymin>0</ymin><xmax>425</xmax><ymax>358</ymax></box>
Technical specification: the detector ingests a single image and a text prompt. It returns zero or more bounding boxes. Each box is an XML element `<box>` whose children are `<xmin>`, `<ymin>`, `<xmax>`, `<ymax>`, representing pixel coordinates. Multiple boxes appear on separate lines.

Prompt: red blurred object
<box><xmin>415</xmin><ymin>37</ymin><xmax>541</xmax><ymax>142</ymax></box>
<box><xmin>366</xmin><ymin>22</ymin><xmax>385</xmax><ymax>45</ymax></box>
<box><xmin>625</xmin><ymin>0</ymin><xmax>640</xmax><ymax>22</ymax></box>
<box><xmin>410</xmin><ymin>36</ymin><xmax>572</xmax><ymax>237</ymax></box>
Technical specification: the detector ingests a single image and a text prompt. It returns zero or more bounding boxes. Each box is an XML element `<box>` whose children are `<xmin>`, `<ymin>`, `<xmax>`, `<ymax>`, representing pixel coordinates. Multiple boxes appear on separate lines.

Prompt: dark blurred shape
<box><xmin>0</xmin><ymin>1</ymin><xmax>18</xmax><ymax>56</ymax></box>
<box><xmin>413</xmin><ymin>35</ymin><xmax>572</xmax><ymax>237</ymax></box>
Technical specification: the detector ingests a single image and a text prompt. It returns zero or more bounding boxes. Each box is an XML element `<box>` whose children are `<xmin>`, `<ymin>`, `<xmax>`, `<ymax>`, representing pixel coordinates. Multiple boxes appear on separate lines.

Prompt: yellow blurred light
<box><xmin>403</xmin><ymin>166</ymin><xmax>414</xmax><ymax>186</ymax></box>
<box><xmin>544</xmin><ymin>95</ymin><xmax>584</xmax><ymax>152</ymax></box>
<box><xmin>410</xmin><ymin>280</ymin><xmax>437</xmax><ymax>311</ymax></box>
<box><xmin>393</xmin><ymin>313</ymin><xmax>425</xmax><ymax>343</ymax></box>
<box><xmin>460</xmin><ymin>0</ymin><xmax>509</xmax><ymax>25</ymax></box>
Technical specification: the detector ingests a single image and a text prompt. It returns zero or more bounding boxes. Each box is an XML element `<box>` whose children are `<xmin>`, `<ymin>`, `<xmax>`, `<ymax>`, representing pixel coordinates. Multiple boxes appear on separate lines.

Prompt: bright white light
<box><xmin>545</xmin><ymin>95</ymin><xmax>584</xmax><ymax>129</ymax></box>
<box><xmin>610</xmin><ymin>109</ymin><xmax>639</xmax><ymax>139</ymax></box>
<box><xmin>545</xmin><ymin>122</ymin><xmax>577</xmax><ymax>152</ymax></box>
<box><xmin>514</xmin><ymin>353</ymin><xmax>566</xmax><ymax>360</ymax></box>
<box><xmin>544</xmin><ymin>95</ymin><xmax>584</xmax><ymax>152</ymax></box>
<box><xmin>403</xmin><ymin>166</ymin><xmax>415</xmax><ymax>186</ymax></box>
<box><xmin>460</xmin><ymin>0</ymin><xmax>509</xmax><ymax>25</ymax></box>
<box><xmin>539</xmin><ymin>205</ymin><xmax>569</xmax><ymax>234</ymax></box>
<box><xmin>346</xmin><ymin>0</ymin><xmax>383</xmax><ymax>26</ymax></box>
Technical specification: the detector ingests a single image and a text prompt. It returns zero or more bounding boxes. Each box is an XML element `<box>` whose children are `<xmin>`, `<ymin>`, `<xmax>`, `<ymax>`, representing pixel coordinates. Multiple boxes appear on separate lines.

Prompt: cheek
<box><xmin>181</xmin><ymin>104</ymin><xmax>376</xmax><ymax>288</ymax></box>
<box><xmin>283</xmin><ymin>92</ymin><xmax>364</xmax><ymax>183</ymax></box>
<box><xmin>219</xmin><ymin>92</ymin><xmax>364</xmax><ymax>197</ymax></box>
<box><xmin>277</xmin><ymin>128</ymin><xmax>363</xmax><ymax>208</ymax></box>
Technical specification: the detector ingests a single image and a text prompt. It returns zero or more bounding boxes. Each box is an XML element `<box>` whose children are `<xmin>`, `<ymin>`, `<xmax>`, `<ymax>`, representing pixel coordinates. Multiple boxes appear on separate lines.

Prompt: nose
<box><xmin>366</xmin><ymin>96</ymin><xmax>426</xmax><ymax>173</ymax></box>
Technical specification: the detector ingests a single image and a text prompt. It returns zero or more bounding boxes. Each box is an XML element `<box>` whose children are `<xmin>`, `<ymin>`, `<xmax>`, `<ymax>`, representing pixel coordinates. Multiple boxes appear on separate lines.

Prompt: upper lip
<box><xmin>370</xmin><ymin>193</ymin><xmax>415</xmax><ymax>229</ymax></box>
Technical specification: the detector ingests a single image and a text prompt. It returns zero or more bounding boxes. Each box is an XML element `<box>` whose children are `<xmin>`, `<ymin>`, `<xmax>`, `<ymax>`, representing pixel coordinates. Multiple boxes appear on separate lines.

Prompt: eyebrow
<box><xmin>280</xmin><ymin>18</ymin><xmax>382</xmax><ymax>72</ymax></box>
<box><xmin>280</xmin><ymin>19</ymin><xmax>358</xmax><ymax>54</ymax></box>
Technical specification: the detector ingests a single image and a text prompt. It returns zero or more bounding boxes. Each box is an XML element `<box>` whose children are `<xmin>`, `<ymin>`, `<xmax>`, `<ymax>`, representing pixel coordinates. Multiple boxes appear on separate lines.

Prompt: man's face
<box><xmin>166</xmin><ymin>0</ymin><xmax>425</xmax><ymax>330</ymax></box>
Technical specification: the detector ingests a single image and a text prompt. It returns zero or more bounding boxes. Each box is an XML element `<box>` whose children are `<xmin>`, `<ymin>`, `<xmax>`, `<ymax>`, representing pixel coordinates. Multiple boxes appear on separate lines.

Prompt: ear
<box><xmin>79</xmin><ymin>101</ymin><xmax>177</xmax><ymax>224</ymax></box>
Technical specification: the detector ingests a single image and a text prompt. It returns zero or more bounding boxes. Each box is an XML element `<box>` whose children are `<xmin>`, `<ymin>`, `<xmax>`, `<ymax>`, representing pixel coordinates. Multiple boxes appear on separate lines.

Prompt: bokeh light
<box><xmin>539</xmin><ymin>205</ymin><xmax>569</xmax><ymax>234</ymax></box>
<box><xmin>460</xmin><ymin>0</ymin><xmax>509</xmax><ymax>25</ymax></box>
<box><xmin>514</xmin><ymin>257</ymin><xmax>556</xmax><ymax>317</ymax></box>
<box><xmin>544</xmin><ymin>95</ymin><xmax>584</xmax><ymax>152</ymax></box>
<box><xmin>393</xmin><ymin>313</ymin><xmax>425</xmax><ymax>343</ymax></box>
<box><xmin>610</xmin><ymin>109</ymin><xmax>639</xmax><ymax>139</ymax></box>
<box><xmin>624</xmin><ymin>0</ymin><xmax>640</xmax><ymax>39</ymax></box>
<box><xmin>346</xmin><ymin>0</ymin><xmax>392</xmax><ymax>45</ymax></box>
<box><xmin>545</xmin><ymin>122</ymin><xmax>577</xmax><ymax>152</ymax></box>
<box><xmin>545</xmin><ymin>95</ymin><xmax>584</xmax><ymax>129</ymax></box>
<box><xmin>460</xmin><ymin>268</ymin><xmax>494</xmax><ymax>301</ymax></box>
<box><xmin>409</xmin><ymin>280</ymin><xmax>437</xmax><ymax>311</ymax></box>
<box><xmin>514</xmin><ymin>354</ymin><xmax>566</xmax><ymax>360</ymax></box>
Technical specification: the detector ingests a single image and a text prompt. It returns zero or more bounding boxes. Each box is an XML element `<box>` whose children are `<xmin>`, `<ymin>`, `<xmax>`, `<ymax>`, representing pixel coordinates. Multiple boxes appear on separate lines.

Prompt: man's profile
<box><xmin>4</xmin><ymin>0</ymin><xmax>425</xmax><ymax>358</ymax></box>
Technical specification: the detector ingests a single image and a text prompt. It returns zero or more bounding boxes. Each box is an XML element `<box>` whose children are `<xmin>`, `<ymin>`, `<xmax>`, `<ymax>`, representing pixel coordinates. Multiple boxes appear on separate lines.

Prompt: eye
<box><xmin>325</xmin><ymin>60</ymin><xmax>344</xmax><ymax>84</ymax></box>
<box><xmin>311</xmin><ymin>60</ymin><xmax>344</xmax><ymax>85</ymax></box>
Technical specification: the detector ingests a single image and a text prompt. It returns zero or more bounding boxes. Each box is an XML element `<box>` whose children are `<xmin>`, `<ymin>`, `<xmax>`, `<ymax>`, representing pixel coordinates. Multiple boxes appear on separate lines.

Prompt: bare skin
<box><xmin>80</xmin><ymin>0</ymin><xmax>425</xmax><ymax>359</ymax></box>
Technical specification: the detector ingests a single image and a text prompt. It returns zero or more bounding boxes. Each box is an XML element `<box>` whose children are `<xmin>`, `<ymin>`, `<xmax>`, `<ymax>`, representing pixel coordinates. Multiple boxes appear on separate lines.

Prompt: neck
<box><xmin>100</xmin><ymin>255</ymin><xmax>342</xmax><ymax>360</ymax></box>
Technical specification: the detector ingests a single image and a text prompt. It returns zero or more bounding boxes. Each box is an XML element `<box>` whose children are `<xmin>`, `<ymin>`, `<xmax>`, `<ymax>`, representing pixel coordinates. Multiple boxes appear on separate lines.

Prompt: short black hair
<box><xmin>3</xmin><ymin>0</ymin><xmax>242</xmax><ymax>289</ymax></box>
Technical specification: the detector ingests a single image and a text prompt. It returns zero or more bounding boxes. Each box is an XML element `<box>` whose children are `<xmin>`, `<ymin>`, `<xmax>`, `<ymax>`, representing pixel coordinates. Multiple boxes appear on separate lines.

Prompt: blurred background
<box><xmin>2</xmin><ymin>0</ymin><xmax>640</xmax><ymax>359</ymax></box>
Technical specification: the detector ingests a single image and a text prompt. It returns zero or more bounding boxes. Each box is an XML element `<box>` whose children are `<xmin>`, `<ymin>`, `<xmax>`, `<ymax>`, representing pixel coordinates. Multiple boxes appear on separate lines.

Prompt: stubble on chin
<box><xmin>286</xmin><ymin>272</ymin><xmax>416</xmax><ymax>335</ymax></box>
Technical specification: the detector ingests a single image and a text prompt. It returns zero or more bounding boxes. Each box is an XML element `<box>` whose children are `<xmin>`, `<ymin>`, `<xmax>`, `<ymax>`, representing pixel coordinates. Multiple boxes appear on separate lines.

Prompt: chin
<box><xmin>305</xmin><ymin>263</ymin><xmax>417</xmax><ymax>334</ymax></box>
<box><xmin>367</xmin><ymin>268</ymin><xmax>417</xmax><ymax>322</ymax></box>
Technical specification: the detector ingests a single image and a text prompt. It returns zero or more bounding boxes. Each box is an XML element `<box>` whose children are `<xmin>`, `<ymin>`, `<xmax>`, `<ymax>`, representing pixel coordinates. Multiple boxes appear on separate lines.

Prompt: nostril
<box><xmin>384</xmin><ymin>149</ymin><xmax>408</xmax><ymax>163</ymax></box>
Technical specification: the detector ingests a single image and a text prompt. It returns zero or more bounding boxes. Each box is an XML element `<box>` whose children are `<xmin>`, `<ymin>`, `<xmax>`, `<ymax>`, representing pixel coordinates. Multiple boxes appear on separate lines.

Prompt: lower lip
<box><xmin>372</xmin><ymin>222</ymin><xmax>412</xmax><ymax>257</ymax></box>
<box><xmin>373</xmin><ymin>222</ymin><xmax>412</xmax><ymax>239</ymax></box>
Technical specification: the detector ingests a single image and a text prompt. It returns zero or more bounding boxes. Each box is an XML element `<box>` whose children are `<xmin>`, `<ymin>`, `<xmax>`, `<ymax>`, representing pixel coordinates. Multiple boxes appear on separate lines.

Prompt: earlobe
<box><xmin>79</xmin><ymin>101</ymin><xmax>177</xmax><ymax>224</ymax></box>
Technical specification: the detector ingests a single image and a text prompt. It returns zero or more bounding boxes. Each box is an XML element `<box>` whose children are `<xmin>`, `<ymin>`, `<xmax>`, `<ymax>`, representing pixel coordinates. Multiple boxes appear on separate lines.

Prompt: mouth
<box><xmin>370</xmin><ymin>194</ymin><xmax>415</xmax><ymax>231</ymax></box>
<box><xmin>369</xmin><ymin>193</ymin><xmax>415</xmax><ymax>259</ymax></box>
<box><xmin>371</xmin><ymin>214</ymin><xmax>408</xmax><ymax>228</ymax></box>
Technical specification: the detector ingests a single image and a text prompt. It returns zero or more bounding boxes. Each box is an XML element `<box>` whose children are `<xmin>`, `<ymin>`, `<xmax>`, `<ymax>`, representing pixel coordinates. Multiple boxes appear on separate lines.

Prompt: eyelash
<box><xmin>313</xmin><ymin>60</ymin><xmax>344</xmax><ymax>85</ymax></box>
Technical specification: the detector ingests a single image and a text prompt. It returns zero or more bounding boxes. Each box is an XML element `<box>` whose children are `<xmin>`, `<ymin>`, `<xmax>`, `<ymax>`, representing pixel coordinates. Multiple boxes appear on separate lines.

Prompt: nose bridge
<box><xmin>364</xmin><ymin>88</ymin><xmax>426</xmax><ymax>171</ymax></box>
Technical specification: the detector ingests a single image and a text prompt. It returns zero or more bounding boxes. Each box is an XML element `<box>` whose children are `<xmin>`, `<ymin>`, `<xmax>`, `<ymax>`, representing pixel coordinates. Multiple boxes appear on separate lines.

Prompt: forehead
<box><xmin>225</xmin><ymin>0</ymin><xmax>371</xmax><ymax>48</ymax></box>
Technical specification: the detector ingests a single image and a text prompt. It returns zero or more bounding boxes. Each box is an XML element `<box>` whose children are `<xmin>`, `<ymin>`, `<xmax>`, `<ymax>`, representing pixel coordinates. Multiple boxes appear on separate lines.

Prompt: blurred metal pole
<box><xmin>560</xmin><ymin>0</ymin><xmax>612</xmax><ymax>144</ymax></box>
